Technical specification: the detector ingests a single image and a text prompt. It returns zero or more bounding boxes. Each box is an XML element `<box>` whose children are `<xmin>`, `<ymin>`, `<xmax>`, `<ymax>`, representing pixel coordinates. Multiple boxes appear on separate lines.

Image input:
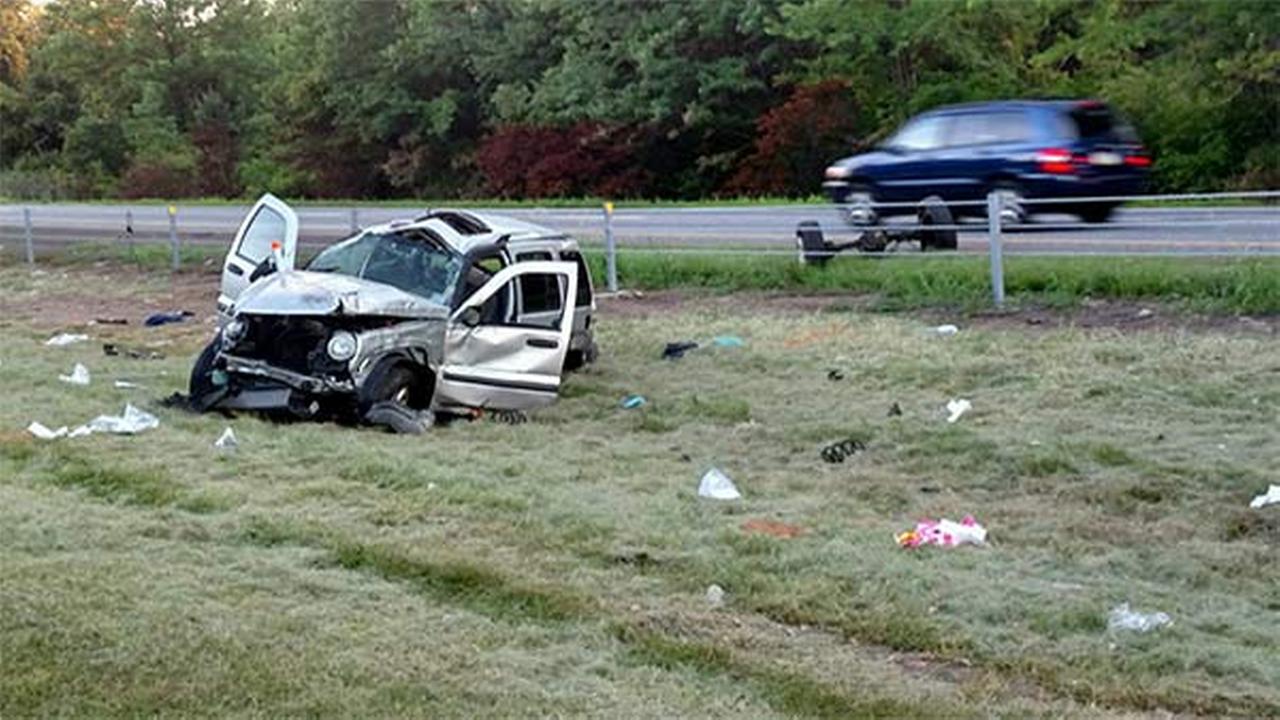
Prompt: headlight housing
<box><xmin>223</xmin><ymin>318</ymin><xmax>247</xmax><ymax>344</ymax></box>
<box><xmin>326</xmin><ymin>330</ymin><xmax>358</xmax><ymax>361</ymax></box>
<box><xmin>824</xmin><ymin>165</ymin><xmax>852</xmax><ymax>180</ymax></box>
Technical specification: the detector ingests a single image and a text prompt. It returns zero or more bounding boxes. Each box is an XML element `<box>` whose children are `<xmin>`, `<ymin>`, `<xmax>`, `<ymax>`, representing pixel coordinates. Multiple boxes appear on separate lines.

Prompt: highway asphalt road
<box><xmin>2</xmin><ymin>202</ymin><xmax>1277</xmax><ymax>257</ymax></box>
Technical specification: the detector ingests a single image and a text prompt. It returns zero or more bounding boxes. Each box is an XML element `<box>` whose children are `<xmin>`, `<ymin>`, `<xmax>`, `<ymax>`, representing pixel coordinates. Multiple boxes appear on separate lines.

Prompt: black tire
<box><xmin>564</xmin><ymin>338</ymin><xmax>599</xmax><ymax>372</ymax></box>
<box><xmin>917</xmin><ymin>196</ymin><xmax>958</xmax><ymax>251</ymax></box>
<box><xmin>358</xmin><ymin>359</ymin><xmax>430</xmax><ymax>416</ymax></box>
<box><xmin>1077</xmin><ymin>204</ymin><xmax>1115</xmax><ymax>223</ymax></box>
<box><xmin>988</xmin><ymin>180</ymin><xmax>1028</xmax><ymax>226</ymax></box>
<box><xmin>187</xmin><ymin>336</ymin><xmax>225</xmax><ymax>411</ymax></box>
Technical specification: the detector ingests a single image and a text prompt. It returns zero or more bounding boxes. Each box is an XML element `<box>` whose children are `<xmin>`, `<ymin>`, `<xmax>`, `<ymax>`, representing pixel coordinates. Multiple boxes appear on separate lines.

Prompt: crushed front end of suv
<box><xmin>189</xmin><ymin>194</ymin><xmax>598</xmax><ymax>432</ymax></box>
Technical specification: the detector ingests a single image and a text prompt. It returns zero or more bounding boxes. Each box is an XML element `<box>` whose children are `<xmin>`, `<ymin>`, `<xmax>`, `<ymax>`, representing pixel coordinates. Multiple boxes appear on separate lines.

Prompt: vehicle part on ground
<box><xmin>820</xmin><ymin>438</ymin><xmax>866</xmax><ymax>463</ymax></box>
<box><xmin>662</xmin><ymin>341</ymin><xmax>699</xmax><ymax>360</ymax></box>
<box><xmin>364</xmin><ymin>401</ymin><xmax>434</xmax><ymax>434</ymax></box>
<box><xmin>797</xmin><ymin>197</ymin><xmax>956</xmax><ymax>263</ymax></box>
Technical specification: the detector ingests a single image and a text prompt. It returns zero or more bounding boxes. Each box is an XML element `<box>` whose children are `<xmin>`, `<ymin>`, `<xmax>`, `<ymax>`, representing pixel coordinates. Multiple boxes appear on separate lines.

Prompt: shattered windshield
<box><xmin>306</xmin><ymin>229</ymin><xmax>463</xmax><ymax>306</ymax></box>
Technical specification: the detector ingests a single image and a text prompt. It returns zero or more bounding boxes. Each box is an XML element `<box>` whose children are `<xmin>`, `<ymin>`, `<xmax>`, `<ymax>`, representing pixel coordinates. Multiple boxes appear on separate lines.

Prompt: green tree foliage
<box><xmin>0</xmin><ymin>0</ymin><xmax>1275</xmax><ymax>199</ymax></box>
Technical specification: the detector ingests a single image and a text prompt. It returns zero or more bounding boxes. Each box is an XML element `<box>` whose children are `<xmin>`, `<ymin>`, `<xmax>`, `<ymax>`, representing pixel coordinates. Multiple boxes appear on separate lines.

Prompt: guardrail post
<box><xmin>349</xmin><ymin>208</ymin><xmax>359</xmax><ymax>234</ymax></box>
<box><xmin>603</xmin><ymin>200</ymin><xmax>618</xmax><ymax>293</ymax></box>
<box><xmin>986</xmin><ymin>192</ymin><xmax>1005</xmax><ymax>308</ymax></box>
<box><xmin>23</xmin><ymin>207</ymin><xmax>34</xmax><ymax>264</ymax></box>
<box><xmin>167</xmin><ymin>204</ymin><xmax>180</xmax><ymax>271</ymax></box>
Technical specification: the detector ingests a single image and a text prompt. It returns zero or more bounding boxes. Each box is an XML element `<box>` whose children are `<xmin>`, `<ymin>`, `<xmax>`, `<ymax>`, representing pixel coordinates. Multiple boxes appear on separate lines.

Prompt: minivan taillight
<box><xmin>1036</xmin><ymin>148</ymin><xmax>1076</xmax><ymax>174</ymax></box>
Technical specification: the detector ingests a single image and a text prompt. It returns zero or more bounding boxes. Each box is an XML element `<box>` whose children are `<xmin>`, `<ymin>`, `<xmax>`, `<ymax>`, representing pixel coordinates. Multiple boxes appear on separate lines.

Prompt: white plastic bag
<box><xmin>1108</xmin><ymin>603</ymin><xmax>1171</xmax><ymax>633</ymax></box>
<box><xmin>45</xmin><ymin>333</ymin><xmax>89</xmax><ymax>347</ymax></box>
<box><xmin>1249</xmin><ymin>484</ymin><xmax>1280</xmax><ymax>509</ymax></box>
<box><xmin>698</xmin><ymin>468</ymin><xmax>742</xmax><ymax>500</ymax></box>
<box><xmin>58</xmin><ymin>363</ymin><xmax>91</xmax><ymax>386</ymax></box>
<box><xmin>79</xmin><ymin>404</ymin><xmax>159</xmax><ymax>435</ymax></box>
<box><xmin>946</xmin><ymin>398</ymin><xmax>972</xmax><ymax>423</ymax></box>
<box><xmin>934</xmin><ymin>324</ymin><xmax>960</xmax><ymax>336</ymax></box>
<box><xmin>214</xmin><ymin>427</ymin><xmax>238</xmax><ymax>450</ymax></box>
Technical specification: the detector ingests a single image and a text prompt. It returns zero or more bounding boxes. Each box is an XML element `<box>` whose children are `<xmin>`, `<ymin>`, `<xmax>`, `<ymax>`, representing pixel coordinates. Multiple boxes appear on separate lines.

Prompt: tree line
<box><xmin>0</xmin><ymin>0</ymin><xmax>1275</xmax><ymax>201</ymax></box>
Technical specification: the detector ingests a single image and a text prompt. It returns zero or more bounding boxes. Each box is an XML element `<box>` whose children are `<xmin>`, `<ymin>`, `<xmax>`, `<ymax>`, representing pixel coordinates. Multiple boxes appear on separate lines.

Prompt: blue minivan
<box><xmin>822</xmin><ymin>100</ymin><xmax>1151</xmax><ymax>225</ymax></box>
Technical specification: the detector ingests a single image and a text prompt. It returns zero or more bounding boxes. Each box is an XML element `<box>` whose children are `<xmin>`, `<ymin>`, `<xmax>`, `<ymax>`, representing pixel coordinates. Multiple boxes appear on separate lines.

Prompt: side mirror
<box><xmin>458</xmin><ymin>306</ymin><xmax>482</xmax><ymax>327</ymax></box>
<box><xmin>248</xmin><ymin>255</ymin><xmax>277</xmax><ymax>283</ymax></box>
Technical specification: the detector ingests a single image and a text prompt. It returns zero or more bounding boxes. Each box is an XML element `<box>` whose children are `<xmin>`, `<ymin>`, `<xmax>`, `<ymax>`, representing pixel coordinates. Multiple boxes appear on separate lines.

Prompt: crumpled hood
<box><xmin>233</xmin><ymin>270</ymin><xmax>450</xmax><ymax>319</ymax></box>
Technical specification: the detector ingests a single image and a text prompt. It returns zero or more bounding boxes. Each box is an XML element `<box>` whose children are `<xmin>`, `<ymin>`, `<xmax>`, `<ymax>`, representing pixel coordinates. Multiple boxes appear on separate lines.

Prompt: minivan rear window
<box><xmin>1068</xmin><ymin>104</ymin><xmax>1138</xmax><ymax>142</ymax></box>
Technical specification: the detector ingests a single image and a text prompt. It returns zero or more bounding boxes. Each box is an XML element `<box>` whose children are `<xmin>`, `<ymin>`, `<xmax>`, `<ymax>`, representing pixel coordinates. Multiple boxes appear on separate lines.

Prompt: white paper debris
<box><xmin>1108</xmin><ymin>603</ymin><xmax>1171</xmax><ymax>633</ymax></box>
<box><xmin>705</xmin><ymin>584</ymin><xmax>726</xmax><ymax>607</ymax></box>
<box><xmin>58</xmin><ymin>363</ymin><xmax>91</xmax><ymax>386</ymax></box>
<box><xmin>214</xmin><ymin>427</ymin><xmax>238</xmax><ymax>450</ymax></box>
<box><xmin>945</xmin><ymin>398</ymin><xmax>972</xmax><ymax>423</ymax></box>
<box><xmin>113</xmin><ymin>380</ymin><xmax>143</xmax><ymax>389</ymax></box>
<box><xmin>934</xmin><ymin>324</ymin><xmax>960</xmax><ymax>336</ymax></box>
<box><xmin>1250</xmin><ymin>484</ymin><xmax>1280</xmax><ymax>509</ymax></box>
<box><xmin>698</xmin><ymin>468</ymin><xmax>742</xmax><ymax>500</ymax></box>
<box><xmin>45</xmin><ymin>333</ymin><xmax>89</xmax><ymax>347</ymax></box>
<box><xmin>27</xmin><ymin>421</ymin><xmax>68</xmax><ymax>440</ymax></box>
<box><xmin>935</xmin><ymin>518</ymin><xmax>987</xmax><ymax>546</ymax></box>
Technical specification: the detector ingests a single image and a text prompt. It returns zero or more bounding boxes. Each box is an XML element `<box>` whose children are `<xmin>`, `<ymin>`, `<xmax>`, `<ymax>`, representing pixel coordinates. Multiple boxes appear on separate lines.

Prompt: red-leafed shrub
<box><xmin>475</xmin><ymin>123</ymin><xmax>654</xmax><ymax>198</ymax></box>
<box><xmin>118</xmin><ymin>162</ymin><xmax>197</xmax><ymax>199</ymax></box>
<box><xmin>724</xmin><ymin>81</ymin><xmax>858</xmax><ymax>196</ymax></box>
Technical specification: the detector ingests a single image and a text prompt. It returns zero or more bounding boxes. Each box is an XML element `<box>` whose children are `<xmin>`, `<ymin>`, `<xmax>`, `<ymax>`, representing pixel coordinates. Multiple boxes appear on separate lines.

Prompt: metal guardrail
<box><xmin>1</xmin><ymin>190</ymin><xmax>1277</xmax><ymax>307</ymax></box>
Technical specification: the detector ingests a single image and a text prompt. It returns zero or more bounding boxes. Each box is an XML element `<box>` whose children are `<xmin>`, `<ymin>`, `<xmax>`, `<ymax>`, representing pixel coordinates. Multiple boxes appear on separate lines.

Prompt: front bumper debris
<box><xmin>222</xmin><ymin>353</ymin><xmax>355</xmax><ymax>395</ymax></box>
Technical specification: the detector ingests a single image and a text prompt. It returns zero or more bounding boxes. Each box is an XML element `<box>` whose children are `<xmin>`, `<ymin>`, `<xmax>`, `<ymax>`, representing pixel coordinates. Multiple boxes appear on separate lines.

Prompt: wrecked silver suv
<box><xmin>189</xmin><ymin>194</ymin><xmax>597</xmax><ymax>431</ymax></box>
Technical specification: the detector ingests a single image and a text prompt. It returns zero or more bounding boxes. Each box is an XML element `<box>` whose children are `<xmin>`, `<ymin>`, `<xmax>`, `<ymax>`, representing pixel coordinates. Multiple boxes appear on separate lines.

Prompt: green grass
<box><xmin>585</xmin><ymin>251</ymin><xmax>1280</xmax><ymax>314</ymax></box>
<box><xmin>0</xmin><ymin>264</ymin><xmax>1277</xmax><ymax>716</ymax></box>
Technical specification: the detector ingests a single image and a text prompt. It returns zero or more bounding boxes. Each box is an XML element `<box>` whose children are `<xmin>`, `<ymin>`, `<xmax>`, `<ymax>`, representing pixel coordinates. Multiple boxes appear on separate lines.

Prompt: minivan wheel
<box><xmin>842</xmin><ymin>184</ymin><xmax>879</xmax><ymax>226</ymax></box>
<box><xmin>359</xmin><ymin>361</ymin><xmax>429</xmax><ymax>414</ymax></box>
<box><xmin>990</xmin><ymin>181</ymin><xmax>1028</xmax><ymax>227</ymax></box>
<box><xmin>1077</xmin><ymin>204</ymin><xmax>1115</xmax><ymax>224</ymax></box>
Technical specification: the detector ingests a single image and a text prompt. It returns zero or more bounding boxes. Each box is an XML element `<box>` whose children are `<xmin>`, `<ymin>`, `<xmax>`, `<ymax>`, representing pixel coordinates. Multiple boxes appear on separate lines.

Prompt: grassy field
<box><xmin>1</xmin><ymin>263</ymin><xmax>1278</xmax><ymax>717</ymax></box>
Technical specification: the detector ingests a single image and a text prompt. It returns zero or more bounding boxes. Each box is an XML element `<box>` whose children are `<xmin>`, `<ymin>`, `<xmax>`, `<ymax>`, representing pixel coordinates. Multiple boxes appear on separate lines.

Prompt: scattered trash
<box><xmin>621</xmin><ymin>394</ymin><xmax>647</xmax><ymax>409</ymax></box>
<box><xmin>1250</xmin><ymin>484</ymin><xmax>1280</xmax><ymax>509</ymax></box>
<box><xmin>742</xmin><ymin>518</ymin><xmax>805</xmax><ymax>539</ymax></box>
<box><xmin>1135</xmin><ymin>308</ymin><xmax>1155</xmax><ymax>319</ymax></box>
<box><xmin>826</xmin><ymin>369</ymin><xmax>845</xmax><ymax>381</ymax></box>
<box><xmin>213</xmin><ymin>427</ymin><xmax>238</xmax><ymax>451</ymax></box>
<box><xmin>934</xmin><ymin>324</ymin><xmax>960</xmax><ymax>336</ymax></box>
<box><xmin>888</xmin><ymin>402</ymin><xmax>903</xmax><ymax>417</ymax></box>
<box><xmin>82</xmin><ymin>404</ymin><xmax>160</xmax><ymax>435</ymax></box>
<box><xmin>820</xmin><ymin>438</ymin><xmax>866</xmax><ymax>463</ymax></box>
<box><xmin>58</xmin><ymin>363</ymin><xmax>91</xmax><ymax>386</ymax></box>
<box><xmin>144</xmin><ymin>310</ymin><xmax>194</xmax><ymax>327</ymax></box>
<box><xmin>94</xmin><ymin>317</ymin><xmax>128</xmax><ymax>325</ymax></box>
<box><xmin>103</xmin><ymin>343</ymin><xmax>165</xmax><ymax>360</ymax></box>
<box><xmin>1108</xmin><ymin>603</ymin><xmax>1172</xmax><ymax>633</ymax></box>
<box><xmin>27</xmin><ymin>421</ymin><xmax>68</xmax><ymax>440</ymax></box>
<box><xmin>698</xmin><ymin>467</ymin><xmax>741</xmax><ymax>500</ymax></box>
<box><xmin>705</xmin><ymin>584</ymin><xmax>726</xmax><ymax>607</ymax></box>
<box><xmin>113</xmin><ymin>380</ymin><xmax>143</xmax><ymax>389</ymax></box>
<box><xmin>945</xmin><ymin>398</ymin><xmax>972</xmax><ymax>423</ymax></box>
<box><xmin>897</xmin><ymin>515</ymin><xmax>987</xmax><ymax>549</ymax></box>
<box><xmin>662</xmin><ymin>341</ymin><xmax>699</xmax><ymax>360</ymax></box>
<box><xmin>712</xmin><ymin>335</ymin><xmax>745</xmax><ymax>348</ymax></box>
<box><xmin>45</xmin><ymin>333</ymin><xmax>89</xmax><ymax>347</ymax></box>
<box><xmin>26</xmin><ymin>403</ymin><xmax>159</xmax><ymax>440</ymax></box>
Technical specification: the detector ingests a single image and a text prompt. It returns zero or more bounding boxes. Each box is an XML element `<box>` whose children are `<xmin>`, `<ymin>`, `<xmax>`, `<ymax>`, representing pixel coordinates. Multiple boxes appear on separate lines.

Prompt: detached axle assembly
<box><xmin>796</xmin><ymin>196</ymin><xmax>957</xmax><ymax>265</ymax></box>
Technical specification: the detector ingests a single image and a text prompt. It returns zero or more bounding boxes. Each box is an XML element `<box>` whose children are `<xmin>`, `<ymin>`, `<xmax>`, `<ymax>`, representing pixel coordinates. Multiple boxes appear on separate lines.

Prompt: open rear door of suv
<box><xmin>435</xmin><ymin>261</ymin><xmax>577</xmax><ymax>412</ymax></box>
<box><xmin>218</xmin><ymin>193</ymin><xmax>298</xmax><ymax>318</ymax></box>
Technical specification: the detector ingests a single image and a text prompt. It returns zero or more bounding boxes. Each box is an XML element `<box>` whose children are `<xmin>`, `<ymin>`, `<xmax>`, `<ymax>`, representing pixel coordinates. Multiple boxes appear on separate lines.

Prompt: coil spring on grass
<box><xmin>821</xmin><ymin>438</ymin><xmax>866</xmax><ymax>464</ymax></box>
<box><xmin>489</xmin><ymin>409</ymin><xmax>528</xmax><ymax>425</ymax></box>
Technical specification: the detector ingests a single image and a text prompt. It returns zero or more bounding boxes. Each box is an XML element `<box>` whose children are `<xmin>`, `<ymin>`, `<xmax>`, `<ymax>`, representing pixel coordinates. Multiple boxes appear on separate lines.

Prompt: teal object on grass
<box><xmin>713</xmin><ymin>335</ymin><xmax>745</xmax><ymax>348</ymax></box>
<box><xmin>621</xmin><ymin>394</ymin><xmax>647</xmax><ymax>409</ymax></box>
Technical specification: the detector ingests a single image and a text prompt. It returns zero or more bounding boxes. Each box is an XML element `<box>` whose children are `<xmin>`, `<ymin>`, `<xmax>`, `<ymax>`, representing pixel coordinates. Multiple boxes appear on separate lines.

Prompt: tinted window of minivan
<box><xmin>1068</xmin><ymin>105</ymin><xmax>1138</xmax><ymax>142</ymax></box>
<box><xmin>949</xmin><ymin>112</ymin><xmax>1032</xmax><ymax>146</ymax></box>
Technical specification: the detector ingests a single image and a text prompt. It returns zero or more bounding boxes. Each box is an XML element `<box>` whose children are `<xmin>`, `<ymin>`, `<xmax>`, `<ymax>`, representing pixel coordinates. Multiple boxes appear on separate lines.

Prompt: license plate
<box><xmin>1088</xmin><ymin>151</ymin><xmax>1122</xmax><ymax>166</ymax></box>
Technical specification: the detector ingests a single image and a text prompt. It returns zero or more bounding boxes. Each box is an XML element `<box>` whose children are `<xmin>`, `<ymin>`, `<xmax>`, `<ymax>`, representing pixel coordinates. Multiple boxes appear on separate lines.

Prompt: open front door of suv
<box><xmin>218</xmin><ymin>193</ymin><xmax>298</xmax><ymax>319</ymax></box>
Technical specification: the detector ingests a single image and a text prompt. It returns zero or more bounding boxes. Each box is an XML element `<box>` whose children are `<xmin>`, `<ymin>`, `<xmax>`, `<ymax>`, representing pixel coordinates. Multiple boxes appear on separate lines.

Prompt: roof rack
<box><xmin>414</xmin><ymin>209</ymin><xmax>491</xmax><ymax>235</ymax></box>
